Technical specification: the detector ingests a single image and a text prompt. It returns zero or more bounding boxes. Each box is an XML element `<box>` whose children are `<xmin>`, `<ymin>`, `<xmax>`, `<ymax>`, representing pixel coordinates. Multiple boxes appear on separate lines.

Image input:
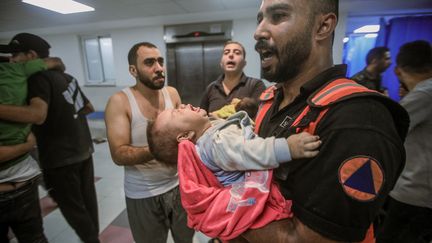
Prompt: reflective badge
<box><xmin>338</xmin><ymin>156</ymin><xmax>384</xmax><ymax>201</ymax></box>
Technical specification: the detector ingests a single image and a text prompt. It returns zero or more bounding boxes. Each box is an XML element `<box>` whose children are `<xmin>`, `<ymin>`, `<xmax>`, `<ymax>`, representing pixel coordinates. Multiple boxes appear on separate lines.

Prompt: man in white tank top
<box><xmin>105</xmin><ymin>42</ymin><xmax>194</xmax><ymax>243</ymax></box>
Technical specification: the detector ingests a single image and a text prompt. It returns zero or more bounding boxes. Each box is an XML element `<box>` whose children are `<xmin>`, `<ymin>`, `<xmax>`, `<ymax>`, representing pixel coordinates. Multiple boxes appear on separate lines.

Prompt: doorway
<box><xmin>164</xmin><ymin>21</ymin><xmax>232</xmax><ymax>106</ymax></box>
<box><xmin>166</xmin><ymin>41</ymin><xmax>224</xmax><ymax>106</ymax></box>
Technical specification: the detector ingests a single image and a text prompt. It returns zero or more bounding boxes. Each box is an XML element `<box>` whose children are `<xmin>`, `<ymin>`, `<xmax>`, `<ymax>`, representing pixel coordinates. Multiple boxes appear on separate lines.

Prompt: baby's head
<box><xmin>147</xmin><ymin>104</ymin><xmax>211</xmax><ymax>165</ymax></box>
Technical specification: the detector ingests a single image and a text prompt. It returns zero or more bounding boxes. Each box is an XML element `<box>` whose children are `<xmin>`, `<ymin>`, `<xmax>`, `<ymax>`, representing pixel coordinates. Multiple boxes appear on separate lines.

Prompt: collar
<box><xmin>413</xmin><ymin>77</ymin><xmax>432</xmax><ymax>91</ymax></box>
<box><xmin>300</xmin><ymin>64</ymin><xmax>348</xmax><ymax>96</ymax></box>
<box><xmin>362</xmin><ymin>67</ymin><xmax>381</xmax><ymax>81</ymax></box>
<box><xmin>214</xmin><ymin>72</ymin><xmax>247</xmax><ymax>88</ymax></box>
<box><xmin>271</xmin><ymin>65</ymin><xmax>347</xmax><ymax>106</ymax></box>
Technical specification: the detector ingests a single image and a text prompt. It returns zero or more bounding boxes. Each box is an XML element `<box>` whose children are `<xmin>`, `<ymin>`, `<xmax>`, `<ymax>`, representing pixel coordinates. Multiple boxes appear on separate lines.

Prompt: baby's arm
<box><xmin>208</xmin><ymin>126</ymin><xmax>294</xmax><ymax>171</ymax></box>
<box><xmin>287</xmin><ymin>132</ymin><xmax>321</xmax><ymax>159</ymax></box>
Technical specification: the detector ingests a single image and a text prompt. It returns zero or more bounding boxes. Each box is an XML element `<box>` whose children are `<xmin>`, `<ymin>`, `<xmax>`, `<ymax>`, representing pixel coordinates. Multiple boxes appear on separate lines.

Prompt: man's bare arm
<box><xmin>0</xmin><ymin>133</ymin><xmax>36</xmax><ymax>163</ymax></box>
<box><xmin>166</xmin><ymin>86</ymin><xmax>182</xmax><ymax>108</ymax></box>
<box><xmin>105</xmin><ymin>92</ymin><xmax>154</xmax><ymax>166</ymax></box>
<box><xmin>0</xmin><ymin>97</ymin><xmax>48</xmax><ymax>125</ymax></box>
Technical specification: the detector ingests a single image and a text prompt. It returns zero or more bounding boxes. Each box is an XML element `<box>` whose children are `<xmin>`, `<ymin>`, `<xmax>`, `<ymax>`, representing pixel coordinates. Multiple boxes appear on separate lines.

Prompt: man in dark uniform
<box><xmin>351</xmin><ymin>47</ymin><xmax>392</xmax><ymax>93</ymax></box>
<box><xmin>247</xmin><ymin>0</ymin><xmax>408</xmax><ymax>242</ymax></box>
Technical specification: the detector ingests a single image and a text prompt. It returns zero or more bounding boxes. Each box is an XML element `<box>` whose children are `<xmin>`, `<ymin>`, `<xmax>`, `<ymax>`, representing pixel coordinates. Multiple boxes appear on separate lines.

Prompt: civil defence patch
<box><xmin>338</xmin><ymin>156</ymin><xmax>384</xmax><ymax>201</ymax></box>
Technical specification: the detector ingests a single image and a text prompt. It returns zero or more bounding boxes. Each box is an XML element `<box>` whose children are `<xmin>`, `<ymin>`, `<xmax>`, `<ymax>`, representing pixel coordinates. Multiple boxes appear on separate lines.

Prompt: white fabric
<box><xmin>121</xmin><ymin>87</ymin><xmax>178</xmax><ymax>199</ymax></box>
<box><xmin>196</xmin><ymin>111</ymin><xmax>289</xmax><ymax>186</ymax></box>
<box><xmin>0</xmin><ymin>156</ymin><xmax>41</xmax><ymax>183</ymax></box>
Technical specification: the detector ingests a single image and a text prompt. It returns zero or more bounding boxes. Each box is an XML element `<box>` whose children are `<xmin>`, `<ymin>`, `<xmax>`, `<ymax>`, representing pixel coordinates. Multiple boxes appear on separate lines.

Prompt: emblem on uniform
<box><xmin>279</xmin><ymin>115</ymin><xmax>292</xmax><ymax>128</ymax></box>
<box><xmin>338</xmin><ymin>156</ymin><xmax>384</xmax><ymax>201</ymax></box>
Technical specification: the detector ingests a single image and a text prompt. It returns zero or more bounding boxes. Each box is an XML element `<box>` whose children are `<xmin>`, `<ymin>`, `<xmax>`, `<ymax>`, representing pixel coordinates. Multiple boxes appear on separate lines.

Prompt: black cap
<box><xmin>0</xmin><ymin>33</ymin><xmax>50</xmax><ymax>58</ymax></box>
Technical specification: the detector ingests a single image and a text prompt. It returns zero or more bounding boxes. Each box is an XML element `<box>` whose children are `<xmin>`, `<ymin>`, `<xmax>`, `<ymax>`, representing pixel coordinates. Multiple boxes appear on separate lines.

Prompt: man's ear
<box><xmin>176</xmin><ymin>131</ymin><xmax>195</xmax><ymax>142</ymax></box>
<box><xmin>242</xmin><ymin>59</ymin><xmax>247</xmax><ymax>68</ymax></box>
<box><xmin>315</xmin><ymin>13</ymin><xmax>337</xmax><ymax>41</ymax></box>
<box><xmin>129</xmin><ymin>65</ymin><xmax>137</xmax><ymax>77</ymax></box>
<box><xmin>27</xmin><ymin>50</ymin><xmax>39</xmax><ymax>60</ymax></box>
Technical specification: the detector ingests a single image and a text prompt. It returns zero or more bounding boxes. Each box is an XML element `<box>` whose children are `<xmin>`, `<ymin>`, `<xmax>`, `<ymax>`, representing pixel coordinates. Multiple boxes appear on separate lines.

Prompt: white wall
<box><xmin>232</xmin><ymin>18</ymin><xmax>262</xmax><ymax>79</ymax></box>
<box><xmin>110</xmin><ymin>26</ymin><xmax>165</xmax><ymax>87</ymax></box>
<box><xmin>44</xmin><ymin>34</ymin><xmax>86</xmax><ymax>84</ymax></box>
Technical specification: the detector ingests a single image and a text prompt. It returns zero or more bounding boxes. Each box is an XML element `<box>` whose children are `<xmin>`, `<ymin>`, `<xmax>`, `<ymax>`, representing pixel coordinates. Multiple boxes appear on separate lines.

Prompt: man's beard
<box><xmin>137</xmin><ymin>70</ymin><xmax>164</xmax><ymax>90</ymax></box>
<box><xmin>256</xmin><ymin>26</ymin><xmax>313</xmax><ymax>84</ymax></box>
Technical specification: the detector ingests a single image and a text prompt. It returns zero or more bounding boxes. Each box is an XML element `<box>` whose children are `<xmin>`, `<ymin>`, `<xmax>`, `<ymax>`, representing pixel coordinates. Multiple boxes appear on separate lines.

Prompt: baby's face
<box><xmin>156</xmin><ymin>104</ymin><xmax>209</xmax><ymax>134</ymax></box>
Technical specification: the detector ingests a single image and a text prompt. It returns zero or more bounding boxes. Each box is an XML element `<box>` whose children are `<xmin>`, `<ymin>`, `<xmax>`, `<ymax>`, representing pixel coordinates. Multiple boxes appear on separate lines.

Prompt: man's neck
<box><xmin>407</xmin><ymin>72</ymin><xmax>432</xmax><ymax>91</ymax></box>
<box><xmin>366</xmin><ymin>65</ymin><xmax>380</xmax><ymax>78</ymax></box>
<box><xmin>133</xmin><ymin>82</ymin><xmax>161</xmax><ymax>105</ymax></box>
<box><xmin>223</xmin><ymin>71</ymin><xmax>243</xmax><ymax>85</ymax></box>
<box><xmin>280</xmin><ymin>56</ymin><xmax>333</xmax><ymax>110</ymax></box>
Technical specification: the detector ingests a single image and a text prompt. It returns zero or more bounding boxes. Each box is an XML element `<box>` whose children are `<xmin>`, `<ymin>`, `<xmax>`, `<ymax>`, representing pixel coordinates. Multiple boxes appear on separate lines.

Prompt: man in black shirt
<box><xmin>351</xmin><ymin>47</ymin><xmax>392</xmax><ymax>93</ymax></box>
<box><xmin>247</xmin><ymin>0</ymin><xmax>408</xmax><ymax>242</ymax></box>
<box><xmin>0</xmin><ymin>33</ymin><xmax>100</xmax><ymax>243</ymax></box>
<box><xmin>200</xmin><ymin>41</ymin><xmax>265</xmax><ymax>113</ymax></box>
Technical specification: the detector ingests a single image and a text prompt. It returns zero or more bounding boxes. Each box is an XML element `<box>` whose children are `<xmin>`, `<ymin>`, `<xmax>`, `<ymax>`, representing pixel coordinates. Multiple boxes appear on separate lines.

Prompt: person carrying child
<box><xmin>147</xmin><ymin>104</ymin><xmax>321</xmax><ymax>241</ymax></box>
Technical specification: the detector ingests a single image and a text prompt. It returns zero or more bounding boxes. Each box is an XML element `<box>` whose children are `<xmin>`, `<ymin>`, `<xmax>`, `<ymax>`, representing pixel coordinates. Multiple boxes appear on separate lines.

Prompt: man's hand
<box><xmin>26</xmin><ymin>132</ymin><xmax>36</xmax><ymax>148</ymax></box>
<box><xmin>44</xmin><ymin>57</ymin><xmax>65</xmax><ymax>72</ymax></box>
<box><xmin>0</xmin><ymin>133</ymin><xmax>37</xmax><ymax>162</ymax></box>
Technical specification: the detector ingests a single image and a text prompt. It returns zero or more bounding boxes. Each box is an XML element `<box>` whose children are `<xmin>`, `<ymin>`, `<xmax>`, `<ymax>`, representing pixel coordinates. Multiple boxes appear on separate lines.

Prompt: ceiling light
<box><xmin>22</xmin><ymin>0</ymin><xmax>94</xmax><ymax>14</ymax></box>
<box><xmin>354</xmin><ymin>25</ymin><xmax>380</xmax><ymax>34</ymax></box>
<box><xmin>365</xmin><ymin>33</ymin><xmax>378</xmax><ymax>38</ymax></box>
<box><xmin>343</xmin><ymin>37</ymin><xmax>349</xmax><ymax>43</ymax></box>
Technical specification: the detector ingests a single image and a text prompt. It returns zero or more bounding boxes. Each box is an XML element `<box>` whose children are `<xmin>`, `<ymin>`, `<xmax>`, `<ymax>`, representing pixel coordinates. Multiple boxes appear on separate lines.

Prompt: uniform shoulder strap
<box><xmin>293</xmin><ymin>78</ymin><xmax>380</xmax><ymax>134</ymax></box>
<box><xmin>254</xmin><ymin>79</ymin><xmax>382</xmax><ymax>135</ymax></box>
<box><xmin>307</xmin><ymin>78</ymin><xmax>379</xmax><ymax>107</ymax></box>
<box><xmin>254</xmin><ymin>85</ymin><xmax>277</xmax><ymax>133</ymax></box>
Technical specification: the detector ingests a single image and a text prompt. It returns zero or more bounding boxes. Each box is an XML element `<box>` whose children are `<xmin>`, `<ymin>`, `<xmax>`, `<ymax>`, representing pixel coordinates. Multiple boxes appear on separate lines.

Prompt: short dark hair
<box><xmin>128</xmin><ymin>42</ymin><xmax>158</xmax><ymax>65</ymax></box>
<box><xmin>309</xmin><ymin>0</ymin><xmax>339</xmax><ymax>44</ymax></box>
<box><xmin>366</xmin><ymin>47</ymin><xmax>390</xmax><ymax>65</ymax></box>
<box><xmin>224</xmin><ymin>41</ymin><xmax>246</xmax><ymax>58</ymax></box>
<box><xmin>147</xmin><ymin>120</ymin><xmax>179</xmax><ymax>167</ymax></box>
<box><xmin>396</xmin><ymin>40</ymin><xmax>432</xmax><ymax>74</ymax></box>
<box><xmin>311</xmin><ymin>0</ymin><xmax>339</xmax><ymax>20</ymax></box>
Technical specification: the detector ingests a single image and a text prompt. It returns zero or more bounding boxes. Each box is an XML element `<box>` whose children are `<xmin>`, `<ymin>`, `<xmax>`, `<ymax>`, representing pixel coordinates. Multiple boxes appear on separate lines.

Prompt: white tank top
<box><xmin>122</xmin><ymin>87</ymin><xmax>178</xmax><ymax>199</ymax></box>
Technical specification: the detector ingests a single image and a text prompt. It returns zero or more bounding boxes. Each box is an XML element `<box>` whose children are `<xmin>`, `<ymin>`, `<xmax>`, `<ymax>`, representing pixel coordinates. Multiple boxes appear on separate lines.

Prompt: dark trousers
<box><xmin>44</xmin><ymin>157</ymin><xmax>99</xmax><ymax>243</ymax></box>
<box><xmin>377</xmin><ymin>197</ymin><xmax>432</xmax><ymax>243</ymax></box>
<box><xmin>0</xmin><ymin>177</ymin><xmax>48</xmax><ymax>243</ymax></box>
<box><xmin>126</xmin><ymin>186</ymin><xmax>194</xmax><ymax>243</ymax></box>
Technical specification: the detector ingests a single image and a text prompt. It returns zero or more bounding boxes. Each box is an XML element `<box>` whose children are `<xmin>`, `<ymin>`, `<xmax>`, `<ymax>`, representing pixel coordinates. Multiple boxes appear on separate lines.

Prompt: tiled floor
<box><xmin>16</xmin><ymin>141</ymin><xmax>211</xmax><ymax>243</ymax></box>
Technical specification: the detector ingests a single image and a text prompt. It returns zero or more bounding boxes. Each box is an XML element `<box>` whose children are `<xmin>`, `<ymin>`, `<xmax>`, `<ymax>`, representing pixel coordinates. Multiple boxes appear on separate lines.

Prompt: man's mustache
<box><xmin>255</xmin><ymin>39</ymin><xmax>276</xmax><ymax>54</ymax></box>
<box><xmin>154</xmin><ymin>72</ymin><xmax>165</xmax><ymax>80</ymax></box>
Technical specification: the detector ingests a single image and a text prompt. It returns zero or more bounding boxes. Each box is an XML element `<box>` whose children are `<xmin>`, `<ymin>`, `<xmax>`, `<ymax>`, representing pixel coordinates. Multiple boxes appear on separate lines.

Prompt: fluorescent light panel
<box><xmin>365</xmin><ymin>33</ymin><xmax>378</xmax><ymax>38</ymax></box>
<box><xmin>22</xmin><ymin>0</ymin><xmax>94</xmax><ymax>14</ymax></box>
<box><xmin>354</xmin><ymin>25</ymin><xmax>380</xmax><ymax>33</ymax></box>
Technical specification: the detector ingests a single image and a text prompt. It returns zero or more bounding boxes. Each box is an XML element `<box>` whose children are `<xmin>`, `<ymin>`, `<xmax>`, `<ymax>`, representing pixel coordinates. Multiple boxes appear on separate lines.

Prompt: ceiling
<box><xmin>0</xmin><ymin>0</ymin><xmax>431</xmax><ymax>38</ymax></box>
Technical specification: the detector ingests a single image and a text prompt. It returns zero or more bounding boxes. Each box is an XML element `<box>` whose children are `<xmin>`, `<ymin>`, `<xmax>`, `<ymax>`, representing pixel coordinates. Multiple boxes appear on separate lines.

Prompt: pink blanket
<box><xmin>178</xmin><ymin>140</ymin><xmax>292</xmax><ymax>240</ymax></box>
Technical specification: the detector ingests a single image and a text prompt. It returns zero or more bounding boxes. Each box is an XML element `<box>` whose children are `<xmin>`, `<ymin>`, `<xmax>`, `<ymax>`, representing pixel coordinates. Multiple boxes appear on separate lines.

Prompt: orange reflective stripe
<box><xmin>255</xmin><ymin>86</ymin><xmax>277</xmax><ymax>134</ymax></box>
<box><xmin>254</xmin><ymin>100</ymin><xmax>272</xmax><ymax>134</ymax></box>
<box><xmin>360</xmin><ymin>225</ymin><xmax>375</xmax><ymax>243</ymax></box>
<box><xmin>311</xmin><ymin>79</ymin><xmax>376</xmax><ymax>106</ymax></box>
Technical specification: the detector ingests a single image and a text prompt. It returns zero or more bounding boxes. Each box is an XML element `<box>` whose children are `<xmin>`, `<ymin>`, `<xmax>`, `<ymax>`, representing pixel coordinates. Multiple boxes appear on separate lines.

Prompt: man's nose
<box><xmin>154</xmin><ymin>62</ymin><xmax>164</xmax><ymax>71</ymax></box>
<box><xmin>254</xmin><ymin>21</ymin><xmax>270</xmax><ymax>41</ymax></box>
